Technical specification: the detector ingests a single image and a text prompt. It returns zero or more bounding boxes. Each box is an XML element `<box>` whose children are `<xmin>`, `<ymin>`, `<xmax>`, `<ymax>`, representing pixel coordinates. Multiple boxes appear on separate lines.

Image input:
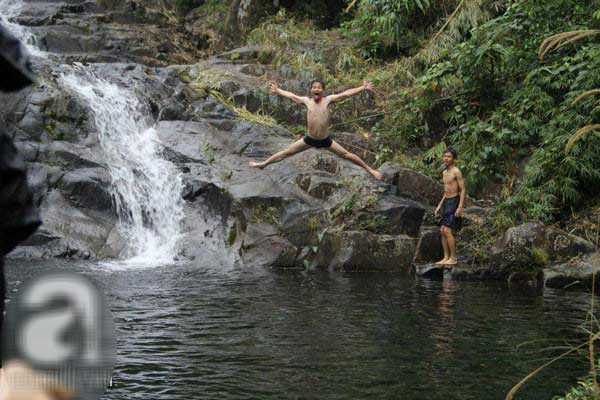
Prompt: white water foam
<box><xmin>60</xmin><ymin>68</ymin><xmax>185</xmax><ymax>267</ymax></box>
<box><xmin>2</xmin><ymin>0</ymin><xmax>186</xmax><ymax>267</ymax></box>
<box><xmin>0</xmin><ymin>0</ymin><xmax>46</xmax><ymax>57</ymax></box>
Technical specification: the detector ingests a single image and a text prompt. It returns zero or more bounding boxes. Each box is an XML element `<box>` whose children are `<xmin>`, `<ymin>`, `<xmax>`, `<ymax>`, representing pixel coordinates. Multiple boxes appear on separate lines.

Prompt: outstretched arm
<box><xmin>270</xmin><ymin>82</ymin><xmax>308</xmax><ymax>105</ymax></box>
<box><xmin>327</xmin><ymin>81</ymin><xmax>374</xmax><ymax>103</ymax></box>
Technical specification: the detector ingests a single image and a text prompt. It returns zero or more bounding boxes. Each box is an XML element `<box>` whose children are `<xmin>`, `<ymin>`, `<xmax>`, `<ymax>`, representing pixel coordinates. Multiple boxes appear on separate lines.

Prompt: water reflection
<box><xmin>3</xmin><ymin>260</ymin><xmax>595</xmax><ymax>400</ymax></box>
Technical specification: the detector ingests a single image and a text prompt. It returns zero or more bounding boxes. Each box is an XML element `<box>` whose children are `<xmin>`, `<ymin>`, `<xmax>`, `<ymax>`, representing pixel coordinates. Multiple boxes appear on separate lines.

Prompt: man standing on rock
<box><xmin>434</xmin><ymin>148</ymin><xmax>465</xmax><ymax>266</ymax></box>
<box><xmin>248</xmin><ymin>80</ymin><xmax>384</xmax><ymax>180</ymax></box>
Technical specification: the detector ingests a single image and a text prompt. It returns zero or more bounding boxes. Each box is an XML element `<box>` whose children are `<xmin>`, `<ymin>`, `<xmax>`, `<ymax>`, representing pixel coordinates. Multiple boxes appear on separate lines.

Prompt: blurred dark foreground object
<box><xmin>0</xmin><ymin>24</ymin><xmax>35</xmax><ymax>92</ymax></box>
<box><xmin>0</xmin><ymin>134</ymin><xmax>41</xmax><ymax>256</ymax></box>
<box><xmin>0</xmin><ymin>23</ymin><xmax>42</xmax><ymax>365</ymax></box>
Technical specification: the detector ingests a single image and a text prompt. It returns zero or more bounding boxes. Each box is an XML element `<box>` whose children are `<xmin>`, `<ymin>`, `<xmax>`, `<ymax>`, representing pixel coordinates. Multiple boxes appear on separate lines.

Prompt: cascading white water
<box><xmin>60</xmin><ymin>68</ymin><xmax>185</xmax><ymax>266</ymax></box>
<box><xmin>0</xmin><ymin>0</ymin><xmax>46</xmax><ymax>57</ymax></box>
<box><xmin>2</xmin><ymin>0</ymin><xmax>186</xmax><ymax>266</ymax></box>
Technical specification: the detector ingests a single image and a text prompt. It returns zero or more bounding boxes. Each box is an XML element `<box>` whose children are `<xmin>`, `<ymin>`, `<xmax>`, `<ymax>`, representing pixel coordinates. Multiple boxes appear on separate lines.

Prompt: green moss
<box><xmin>307</xmin><ymin>216</ymin><xmax>322</xmax><ymax>232</ymax></box>
<box><xmin>178</xmin><ymin>69</ymin><xmax>192</xmax><ymax>83</ymax></box>
<box><xmin>227</xmin><ymin>223</ymin><xmax>237</xmax><ymax>246</ymax></box>
<box><xmin>356</xmin><ymin>213</ymin><xmax>388</xmax><ymax>232</ymax></box>
<box><xmin>332</xmin><ymin>195</ymin><xmax>357</xmax><ymax>219</ymax></box>
<box><xmin>251</xmin><ymin>204</ymin><xmax>281</xmax><ymax>225</ymax></box>
<box><xmin>530</xmin><ymin>247</ymin><xmax>550</xmax><ymax>268</ymax></box>
<box><xmin>201</xmin><ymin>143</ymin><xmax>216</xmax><ymax>164</ymax></box>
<box><xmin>44</xmin><ymin>120</ymin><xmax>65</xmax><ymax>141</ymax></box>
<box><xmin>365</xmin><ymin>195</ymin><xmax>378</xmax><ymax>209</ymax></box>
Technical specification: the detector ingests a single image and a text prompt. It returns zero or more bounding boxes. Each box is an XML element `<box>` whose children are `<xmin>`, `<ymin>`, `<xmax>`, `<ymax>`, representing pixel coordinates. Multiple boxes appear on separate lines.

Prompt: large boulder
<box><xmin>313</xmin><ymin>229</ymin><xmax>418</xmax><ymax>271</ymax></box>
<box><xmin>413</xmin><ymin>226</ymin><xmax>443</xmax><ymax>265</ymax></box>
<box><xmin>380</xmin><ymin>163</ymin><xmax>444</xmax><ymax>207</ymax></box>
<box><xmin>57</xmin><ymin>168</ymin><xmax>115</xmax><ymax>215</ymax></box>
<box><xmin>473</xmin><ymin>223</ymin><xmax>597</xmax><ymax>280</ymax></box>
<box><xmin>494</xmin><ymin>223</ymin><xmax>595</xmax><ymax>261</ymax></box>
<box><xmin>369</xmin><ymin>195</ymin><xmax>425</xmax><ymax>236</ymax></box>
<box><xmin>239</xmin><ymin>222</ymin><xmax>298</xmax><ymax>268</ymax></box>
<box><xmin>9</xmin><ymin>190</ymin><xmax>120</xmax><ymax>259</ymax></box>
<box><xmin>544</xmin><ymin>253</ymin><xmax>600</xmax><ymax>291</ymax></box>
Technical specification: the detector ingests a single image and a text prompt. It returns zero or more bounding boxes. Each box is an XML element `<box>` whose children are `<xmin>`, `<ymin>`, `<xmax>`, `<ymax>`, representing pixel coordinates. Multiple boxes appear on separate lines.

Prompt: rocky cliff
<box><xmin>2</xmin><ymin>0</ymin><xmax>596</xmax><ymax>289</ymax></box>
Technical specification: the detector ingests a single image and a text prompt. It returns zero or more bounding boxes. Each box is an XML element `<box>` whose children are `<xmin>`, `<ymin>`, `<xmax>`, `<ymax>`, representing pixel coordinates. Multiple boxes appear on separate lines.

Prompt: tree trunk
<box><xmin>217</xmin><ymin>0</ymin><xmax>242</xmax><ymax>51</ymax></box>
<box><xmin>217</xmin><ymin>0</ymin><xmax>281</xmax><ymax>51</ymax></box>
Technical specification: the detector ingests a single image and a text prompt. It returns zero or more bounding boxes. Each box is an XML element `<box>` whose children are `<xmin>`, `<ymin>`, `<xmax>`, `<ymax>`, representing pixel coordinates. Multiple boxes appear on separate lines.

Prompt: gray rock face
<box><xmin>313</xmin><ymin>229</ymin><xmax>418</xmax><ymax>271</ymax></box>
<box><xmin>57</xmin><ymin>168</ymin><xmax>114</xmax><ymax>215</ymax></box>
<box><xmin>494</xmin><ymin>223</ymin><xmax>595</xmax><ymax>261</ymax></box>
<box><xmin>371</xmin><ymin>195</ymin><xmax>425</xmax><ymax>236</ymax></box>
<box><xmin>10</xmin><ymin>190</ymin><xmax>120</xmax><ymax>259</ymax></box>
<box><xmin>544</xmin><ymin>253</ymin><xmax>600</xmax><ymax>290</ymax></box>
<box><xmin>4</xmin><ymin>2</ymin><xmax>493</xmax><ymax>273</ymax></box>
<box><xmin>16</xmin><ymin>0</ymin><xmax>204</xmax><ymax>67</ymax></box>
<box><xmin>240</xmin><ymin>223</ymin><xmax>298</xmax><ymax>268</ymax></box>
<box><xmin>413</xmin><ymin>226</ymin><xmax>443</xmax><ymax>265</ymax></box>
<box><xmin>379</xmin><ymin>163</ymin><xmax>444</xmax><ymax>207</ymax></box>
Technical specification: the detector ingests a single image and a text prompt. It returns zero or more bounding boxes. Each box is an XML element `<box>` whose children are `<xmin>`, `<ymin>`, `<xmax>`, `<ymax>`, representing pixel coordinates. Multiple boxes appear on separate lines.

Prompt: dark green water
<box><xmin>5</xmin><ymin>259</ymin><xmax>595</xmax><ymax>400</ymax></box>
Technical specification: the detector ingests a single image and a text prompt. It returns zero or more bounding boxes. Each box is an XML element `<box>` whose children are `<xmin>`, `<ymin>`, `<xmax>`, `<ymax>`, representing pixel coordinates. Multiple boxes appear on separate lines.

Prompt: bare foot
<box><xmin>443</xmin><ymin>258</ymin><xmax>457</xmax><ymax>265</ymax></box>
<box><xmin>249</xmin><ymin>161</ymin><xmax>265</xmax><ymax>169</ymax></box>
<box><xmin>370</xmin><ymin>169</ymin><xmax>384</xmax><ymax>181</ymax></box>
<box><xmin>435</xmin><ymin>258</ymin><xmax>449</xmax><ymax>265</ymax></box>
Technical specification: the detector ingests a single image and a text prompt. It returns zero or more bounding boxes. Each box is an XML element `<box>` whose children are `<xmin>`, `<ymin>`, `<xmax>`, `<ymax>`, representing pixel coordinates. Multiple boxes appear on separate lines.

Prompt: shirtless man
<box><xmin>248</xmin><ymin>80</ymin><xmax>384</xmax><ymax>180</ymax></box>
<box><xmin>434</xmin><ymin>148</ymin><xmax>466</xmax><ymax>265</ymax></box>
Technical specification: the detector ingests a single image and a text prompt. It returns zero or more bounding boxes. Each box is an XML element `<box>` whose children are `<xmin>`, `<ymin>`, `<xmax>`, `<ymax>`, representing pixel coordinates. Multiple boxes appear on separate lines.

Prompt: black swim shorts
<box><xmin>303</xmin><ymin>135</ymin><xmax>332</xmax><ymax>148</ymax></box>
<box><xmin>440</xmin><ymin>196</ymin><xmax>462</xmax><ymax>230</ymax></box>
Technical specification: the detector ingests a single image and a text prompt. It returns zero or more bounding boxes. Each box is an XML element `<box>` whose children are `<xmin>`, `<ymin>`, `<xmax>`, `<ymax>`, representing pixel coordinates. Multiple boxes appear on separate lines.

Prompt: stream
<box><xmin>5</xmin><ymin>259</ymin><xmax>594</xmax><ymax>400</ymax></box>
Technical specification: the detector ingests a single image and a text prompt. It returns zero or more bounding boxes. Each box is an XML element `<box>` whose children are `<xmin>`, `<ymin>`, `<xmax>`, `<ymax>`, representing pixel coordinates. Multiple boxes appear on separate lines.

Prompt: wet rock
<box><xmin>216</xmin><ymin>46</ymin><xmax>265</xmax><ymax>64</ymax></box>
<box><xmin>413</xmin><ymin>226</ymin><xmax>443</xmax><ymax>265</ymax></box>
<box><xmin>240</xmin><ymin>223</ymin><xmax>298</xmax><ymax>268</ymax></box>
<box><xmin>12</xmin><ymin>190</ymin><xmax>118</xmax><ymax>259</ymax></box>
<box><xmin>296</xmin><ymin>173</ymin><xmax>342</xmax><ymax>199</ymax></box>
<box><xmin>13</xmin><ymin>141</ymin><xmax>41</xmax><ymax>162</ymax></box>
<box><xmin>508</xmin><ymin>271</ymin><xmax>544</xmax><ymax>288</ymax></box>
<box><xmin>314</xmin><ymin>229</ymin><xmax>418</xmax><ymax>271</ymax></box>
<box><xmin>494</xmin><ymin>223</ymin><xmax>595</xmax><ymax>261</ymax></box>
<box><xmin>416</xmin><ymin>261</ymin><xmax>498</xmax><ymax>281</ymax></box>
<box><xmin>26</xmin><ymin>162</ymin><xmax>64</xmax><ymax>206</ymax></box>
<box><xmin>57</xmin><ymin>167</ymin><xmax>115</xmax><ymax>214</ymax></box>
<box><xmin>43</xmin><ymin>141</ymin><xmax>104</xmax><ymax>169</ymax></box>
<box><xmin>155</xmin><ymin>120</ymin><xmax>211</xmax><ymax>163</ymax></box>
<box><xmin>380</xmin><ymin>163</ymin><xmax>444</xmax><ymax>207</ymax></box>
<box><xmin>414</xmin><ymin>263</ymin><xmax>446</xmax><ymax>279</ymax></box>
<box><xmin>371</xmin><ymin>195</ymin><xmax>425</xmax><ymax>236</ymax></box>
<box><xmin>544</xmin><ymin>253</ymin><xmax>600</xmax><ymax>291</ymax></box>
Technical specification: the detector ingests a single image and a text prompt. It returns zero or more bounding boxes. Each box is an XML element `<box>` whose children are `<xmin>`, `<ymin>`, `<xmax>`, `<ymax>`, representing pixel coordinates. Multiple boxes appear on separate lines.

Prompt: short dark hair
<box><xmin>443</xmin><ymin>147</ymin><xmax>458</xmax><ymax>159</ymax></box>
<box><xmin>310</xmin><ymin>80</ymin><xmax>325</xmax><ymax>90</ymax></box>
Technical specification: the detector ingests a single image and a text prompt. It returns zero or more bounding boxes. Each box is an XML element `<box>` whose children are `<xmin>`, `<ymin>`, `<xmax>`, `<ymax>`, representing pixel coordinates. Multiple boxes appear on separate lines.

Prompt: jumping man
<box><xmin>248</xmin><ymin>80</ymin><xmax>384</xmax><ymax>180</ymax></box>
<box><xmin>434</xmin><ymin>148</ymin><xmax>466</xmax><ymax>266</ymax></box>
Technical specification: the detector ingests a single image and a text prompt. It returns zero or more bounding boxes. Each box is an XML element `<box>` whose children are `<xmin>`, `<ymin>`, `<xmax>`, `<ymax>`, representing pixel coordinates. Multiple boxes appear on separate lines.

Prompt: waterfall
<box><xmin>1</xmin><ymin>0</ymin><xmax>185</xmax><ymax>266</ymax></box>
<box><xmin>60</xmin><ymin>69</ymin><xmax>185</xmax><ymax>266</ymax></box>
<box><xmin>0</xmin><ymin>0</ymin><xmax>45</xmax><ymax>57</ymax></box>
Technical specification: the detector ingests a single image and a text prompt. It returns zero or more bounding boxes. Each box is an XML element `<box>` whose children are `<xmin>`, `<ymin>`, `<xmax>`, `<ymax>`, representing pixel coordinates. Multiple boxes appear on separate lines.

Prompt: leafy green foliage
<box><xmin>554</xmin><ymin>373</ymin><xmax>599</xmax><ymax>400</ymax></box>
<box><xmin>247</xmin><ymin>9</ymin><xmax>366</xmax><ymax>89</ymax></box>
<box><xmin>242</xmin><ymin>0</ymin><xmax>598</xmax><ymax>236</ymax></box>
<box><xmin>372</xmin><ymin>0</ymin><xmax>600</xmax><ymax>232</ymax></box>
<box><xmin>341</xmin><ymin>0</ymin><xmax>433</xmax><ymax>58</ymax></box>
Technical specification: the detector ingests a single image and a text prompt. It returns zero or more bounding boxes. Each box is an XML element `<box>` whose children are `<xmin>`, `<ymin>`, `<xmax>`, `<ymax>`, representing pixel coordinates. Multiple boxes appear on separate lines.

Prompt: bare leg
<box><xmin>435</xmin><ymin>226</ymin><xmax>450</xmax><ymax>264</ymax></box>
<box><xmin>249</xmin><ymin>139</ymin><xmax>310</xmax><ymax>169</ymax></box>
<box><xmin>327</xmin><ymin>140</ymin><xmax>384</xmax><ymax>180</ymax></box>
<box><xmin>445</xmin><ymin>228</ymin><xmax>457</xmax><ymax>265</ymax></box>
